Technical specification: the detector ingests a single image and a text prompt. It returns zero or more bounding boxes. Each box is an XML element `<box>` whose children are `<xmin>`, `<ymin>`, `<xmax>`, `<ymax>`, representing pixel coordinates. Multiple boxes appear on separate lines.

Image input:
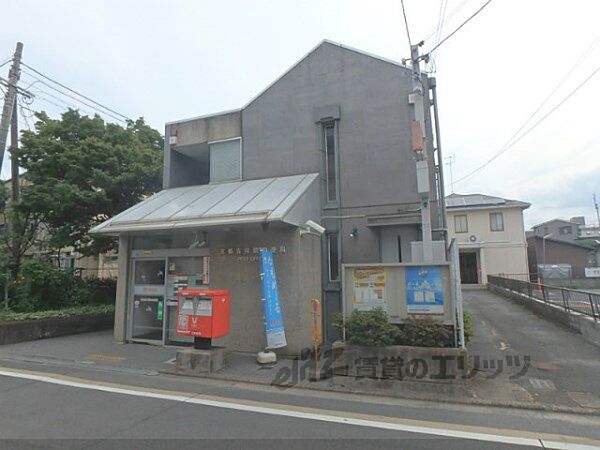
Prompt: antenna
<box><xmin>445</xmin><ymin>155</ymin><xmax>456</xmax><ymax>193</ymax></box>
<box><xmin>594</xmin><ymin>193</ymin><xmax>600</xmax><ymax>226</ymax></box>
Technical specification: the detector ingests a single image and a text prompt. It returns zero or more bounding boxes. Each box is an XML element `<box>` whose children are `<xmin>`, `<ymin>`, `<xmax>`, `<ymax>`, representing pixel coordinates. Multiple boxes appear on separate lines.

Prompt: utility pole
<box><xmin>409</xmin><ymin>41</ymin><xmax>433</xmax><ymax>262</ymax></box>
<box><xmin>0</xmin><ymin>42</ymin><xmax>23</xmax><ymax>174</ymax></box>
<box><xmin>10</xmin><ymin>103</ymin><xmax>19</xmax><ymax>202</ymax></box>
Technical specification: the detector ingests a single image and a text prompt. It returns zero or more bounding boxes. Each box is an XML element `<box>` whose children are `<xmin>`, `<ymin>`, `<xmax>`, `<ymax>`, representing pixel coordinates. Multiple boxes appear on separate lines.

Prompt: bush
<box><xmin>0</xmin><ymin>304</ymin><xmax>114</xmax><ymax>322</ymax></box>
<box><xmin>335</xmin><ymin>308</ymin><xmax>473</xmax><ymax>348</ymax></box>
<box><xmin>397</xmin><ymin>317</ymin><xmax>454</xmax><ymax>348</ymax></box>
<box><xmin>463</xmin><ymin>310</ymin><xmax>474</xmax><ymax>344</ymax></box>
<box><xmin>12</xmin><ymin>259</ymin><xmax>90</xmax><ymax>312</ymax></box>
<box><xmin>333</xmin><ymin>307</ymin><xmax>400</xmax><ymax>347</ymax></box>
<box><xmin>85</xmin><ymin>277</ymin><xmax>117</xmax><ymax>304</ymax></box>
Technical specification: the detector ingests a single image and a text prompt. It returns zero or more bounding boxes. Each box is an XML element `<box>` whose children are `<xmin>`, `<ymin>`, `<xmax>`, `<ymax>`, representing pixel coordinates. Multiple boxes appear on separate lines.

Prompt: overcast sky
<box><xmin>1</xmin><ymin>0</ymin><xmax>599</xmax><ymax>228</ymax></box>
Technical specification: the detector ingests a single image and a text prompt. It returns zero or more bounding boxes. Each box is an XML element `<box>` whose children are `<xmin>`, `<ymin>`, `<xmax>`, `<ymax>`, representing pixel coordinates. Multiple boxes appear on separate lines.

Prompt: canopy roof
<box><xmin>90</xmin><ymin>173</ymin><xmax>320</xmax><ymax>235</ymax></box>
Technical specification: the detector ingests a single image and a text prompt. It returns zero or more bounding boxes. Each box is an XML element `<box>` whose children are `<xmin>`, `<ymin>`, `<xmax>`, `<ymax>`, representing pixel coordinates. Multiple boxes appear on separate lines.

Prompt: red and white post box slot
<box><xmin>176</xmin><ymin>289</ymin><xmax>231</xmax><ymax>349</ymax></box>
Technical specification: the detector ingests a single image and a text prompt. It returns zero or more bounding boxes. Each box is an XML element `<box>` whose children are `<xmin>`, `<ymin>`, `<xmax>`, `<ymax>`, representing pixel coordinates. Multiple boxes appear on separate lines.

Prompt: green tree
<box><xmin>14</xmin><ymin>110</ymin><xmax>163</xmax><ymax>255</ymax></box>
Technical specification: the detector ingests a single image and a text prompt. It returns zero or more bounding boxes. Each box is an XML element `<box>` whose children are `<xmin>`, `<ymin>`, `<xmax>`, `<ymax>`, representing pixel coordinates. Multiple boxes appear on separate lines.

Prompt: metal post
<box><xmin>0</xmin><ymin>42</ymin><xmax>23</xmax><ymax>173</ymax></box>
<box><xmin>589</xmin><ymin>293</ymin><xmax>597</xmax><ymax>321</ymax></box>
<box><xmin>429</xmin><ymin>77</ymin><xmax>448</xmax><ymax>247</ymax></box>
<box><xmin>561</xmin><ymin>289</ymin><xmax>568</xmax><ymax>312</ymax></box>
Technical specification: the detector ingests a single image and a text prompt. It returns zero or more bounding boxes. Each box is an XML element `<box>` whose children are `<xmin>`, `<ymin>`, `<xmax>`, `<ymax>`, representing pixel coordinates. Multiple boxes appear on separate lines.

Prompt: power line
<box><xmin>0</xmin><ymin>58</ymin><xmax>12</xmax><ymax>69</ymax></box>
<box><xmin>454</xmin><ymin>62</ymin><xmax>600</xmax><ymax>185</ymax></box>
<box><xmin>28</xmin><ymin>85</ymin><xmax>98</xmax><ymax>118</ymax></box>
<box><xmin>20</xmin><ymin>70</ymin><xmax>125</xmax><ymax>123</ymax></box>
<box><xmin>401</xmin><ymin>0</ymin><xmax>413</xmax><ymax>52</ymax></box>
<box><xmin>489</xmin><ymin>33</ymin><xmax>600</xmax><ymax>160</ymax></box>
<box><xmin>422</xmin><ymin>0</ymin><xmax>470</xmax><ymax>42</ymax></box>
<box><xmin>20</xmin><ymin>62</ymin><xmax>132</xmax><ymax>122</ymax></box>
<box><xmin>425</xmin><ymin>0</ymin><xmax>493</xmax><ymax>56</ymax></box>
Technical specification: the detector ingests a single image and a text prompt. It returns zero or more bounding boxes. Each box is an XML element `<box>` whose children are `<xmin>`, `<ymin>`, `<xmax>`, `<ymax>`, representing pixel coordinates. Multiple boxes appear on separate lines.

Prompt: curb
<box><xmin>159</xmin><ymin>368</ymin><xmax>600</xmax><ymax>417</ymax></box>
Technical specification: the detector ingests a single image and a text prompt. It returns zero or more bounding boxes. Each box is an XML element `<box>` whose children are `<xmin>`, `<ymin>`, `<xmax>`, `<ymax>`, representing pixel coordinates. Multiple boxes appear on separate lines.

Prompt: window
<box><xmin>397</xmin><ymin>236</ymin><xmax>403</xmax><ymax>263</ymax></box>
<box><xmin>454</xmin><ymin>215</ymin><xmax>468</xmax><ymax>233</ymax></box>
<box><xmin>490</xmin><ymin>212</ymin><xmax>504</xmax><ymax>231</ymax></box>
<box><xmin>324</xmin><ymin>124</ymin><xmax>338</xmax><ymax>202</ymax></box>
<box><xmin>559</xmin><ymin>225</ymin><xmax>572</xmax><ymax>235</ymax></box>
<box><xmin>209</xmin><ymin>138</ymin><xmax>241</xmax><ymax>182</ymax></box>
<box><xmin>328</xmin><ymin>233</ymin><xmax>339</xmax><ymax>282</ymax></box>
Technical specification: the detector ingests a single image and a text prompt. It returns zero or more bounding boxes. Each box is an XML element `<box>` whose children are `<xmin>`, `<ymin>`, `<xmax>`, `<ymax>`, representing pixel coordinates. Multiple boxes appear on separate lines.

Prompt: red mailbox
<box><xmin>176</xmin><ymin>289</ymin><xmax>231</xmax><ymax>342</ymax></box>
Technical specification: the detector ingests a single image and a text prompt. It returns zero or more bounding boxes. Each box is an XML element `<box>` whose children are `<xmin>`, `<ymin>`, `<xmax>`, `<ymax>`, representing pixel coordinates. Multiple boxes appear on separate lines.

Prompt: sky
<box><xmin>1</xmin><ymin>0</ymin><xmax>599</xmax><ymax>229</ymax></box>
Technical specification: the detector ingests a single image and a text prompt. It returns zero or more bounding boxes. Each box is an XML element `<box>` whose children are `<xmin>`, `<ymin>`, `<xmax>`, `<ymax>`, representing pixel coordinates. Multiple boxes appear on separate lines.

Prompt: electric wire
<box><xmin>453</xmin><ymin>62</ymin><xmax>600</xmax><ymax>185</ymax></box>
<box><xmin>422</xmin><ymin>0</ymin><xmax>471</xmax><ymax>42</ymax></box>
<box><xmin>20</xmin><ymin>62</ymin><xmax>131</xmax><ymax>122</ymax></box>
<box><xmin>426</xmin><ymin>0</ymin><xmax>493</xmax><ymax>56</ymax></box>
<box><xmin>401</xmin><ymin>0</ymin><xmax>413</xmax><ymax>53</ymax></box>
<box><xmin>0</xmin><ymin>57</ymin><xmax>12</xmax><ymax>69</ymax></box>
<box><xmin>20</xmin><ymin>70</ymin><xmax>125</xmax><ymax>123</ymax></box>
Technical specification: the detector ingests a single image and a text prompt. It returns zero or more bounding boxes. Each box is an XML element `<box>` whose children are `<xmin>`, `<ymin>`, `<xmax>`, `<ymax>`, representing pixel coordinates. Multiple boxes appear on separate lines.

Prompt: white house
<box><xmin>446</xmin><ymin>193</ymin><xmax>530</xmax><ymax>285</ymax></box>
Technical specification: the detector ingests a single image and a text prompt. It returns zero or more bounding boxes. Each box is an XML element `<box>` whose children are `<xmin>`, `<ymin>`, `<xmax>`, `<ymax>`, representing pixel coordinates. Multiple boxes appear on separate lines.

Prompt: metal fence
<box><xmin>488</xmin><ymin>275</ymin><xmax>600</xmax><ymax>321</ymax></box>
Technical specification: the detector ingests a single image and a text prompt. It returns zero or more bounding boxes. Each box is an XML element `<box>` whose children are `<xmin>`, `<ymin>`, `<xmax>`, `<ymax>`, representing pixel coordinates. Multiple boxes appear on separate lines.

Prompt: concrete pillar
<box><xmin>114</xmin><ymin>235</ymin><xmax>130</xmax><ymax>342</ymax></box>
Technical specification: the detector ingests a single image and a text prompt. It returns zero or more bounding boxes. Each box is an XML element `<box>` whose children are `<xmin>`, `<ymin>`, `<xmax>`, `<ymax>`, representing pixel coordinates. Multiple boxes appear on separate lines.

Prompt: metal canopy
<box><xmin>90</xmin><ymin>173</ymin><xmax>320</xmax><ymax>235</ymax></box>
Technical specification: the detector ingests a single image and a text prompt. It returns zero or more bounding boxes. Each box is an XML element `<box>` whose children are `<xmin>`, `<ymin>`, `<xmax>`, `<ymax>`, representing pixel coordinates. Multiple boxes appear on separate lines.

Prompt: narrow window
<box><xmin>454</xmin><ymin>215</ymin><xmax>468</xmax><ymax>233</ymax></box>
<box><xmin>490</xmin><ymin>212</ymin><xmax>504</xmax><ymax>231</ymax></box>
<box><xmin>209</xmin><ymin>138</ymin><xmax>242</xmax><ymax>182</ymax></box>
<box><xmin>324</xmin><ymin>124</ymin><xmax>337</xmax><ymax>202</ymax></box>
<box><xmin>397</xmin><ymin>235</ymin><xmax>402</xmax><ymax>262</ymax></box>
<box><xmin>328</xmin><ymin>233</ymin><xmax>339</xmax><ymax>282</ymax></box>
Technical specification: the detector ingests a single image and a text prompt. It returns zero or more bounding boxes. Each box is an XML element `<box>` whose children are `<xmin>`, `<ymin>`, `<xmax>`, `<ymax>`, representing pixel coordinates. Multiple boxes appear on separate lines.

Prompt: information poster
<box><xmin>352</xmin><ymin>267</ymin><xmax>387</xmax><ymax>311</ymax></box>
<box><xmin>259</xmin><ymin>249</ymin><xmax>287</xmax><ymax>349</ymax></box>
<box><xmin>405</xmin><ymin>266</ymin><xmax>444</xmax><ymax>314</ymax></box>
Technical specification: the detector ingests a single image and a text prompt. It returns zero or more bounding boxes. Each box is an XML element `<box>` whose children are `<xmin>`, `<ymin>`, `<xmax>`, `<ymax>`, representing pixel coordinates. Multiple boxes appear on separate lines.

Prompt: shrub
<box><xmin>334</xmin><ymin>307</ymin><xmax>472</xmax><ymax>348</ymax></box>
<box><xmin>333</xmin><ymin>307</ymin><xmax>400</xmax><ymax>347</ymax></box>
<box><xmin>463</xmin><ymin>310</ymin><xmax>474</xmax><ymax>344</ymax></box>
<box><xmin>85</xmin><ymin>277</ymin><xmax>117</xmax><ymax>305</ymax></box>
<box><xmin>12</xmin><ymin>259</ymin><xmax>90</xmax><ymax>312</ymax></box>
<box><xmin>397</xmin><ymin>317</ymin><xmax>454</xmax><ymax>348</ymax></box>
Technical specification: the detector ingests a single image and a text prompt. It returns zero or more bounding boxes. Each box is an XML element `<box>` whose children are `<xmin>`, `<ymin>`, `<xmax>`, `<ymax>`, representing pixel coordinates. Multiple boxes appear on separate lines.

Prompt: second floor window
<box><xmin>490</xmin><ymin>212</ymin><xmax>504</xmax><ymax>232</ymax></box>
<box><xmin>209</xmin><ymin>138</ymin><xmax>242</xmax><ymax>183</ymax></box>
<box><xmin>454</xmin><ymin>215</ymin><xmax>468</xmax><ymax>233</ymax></box>
<box><xmin>324</xmin><ymin>123</ymin><xmax>337</xmax><ymax>202</ymax></box>
<box><xmin>559</xmin><ymin>225</ymin><xmax>572</xmax><ymax>235</ymax></box>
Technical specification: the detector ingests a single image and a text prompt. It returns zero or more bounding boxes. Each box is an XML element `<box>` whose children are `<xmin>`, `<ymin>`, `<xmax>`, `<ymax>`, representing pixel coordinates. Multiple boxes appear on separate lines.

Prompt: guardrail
<box><xmin>488</xmin><ymin>275</ymin><xmax>600</xmax><ymax>321</ymax></box>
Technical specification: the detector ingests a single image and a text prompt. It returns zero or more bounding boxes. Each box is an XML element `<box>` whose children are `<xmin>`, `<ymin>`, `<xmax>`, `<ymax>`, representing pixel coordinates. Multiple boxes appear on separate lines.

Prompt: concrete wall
<box><xmin>241</xmin><ymin>41</ymin><xmax>436</xmax><ymax>212</ymax></box>
<box><xmin>447</xmin><ymin>207</ymin><xmax>529</xmax><ymax>282</ymax></box>
<box><xmin>209</xmin><ymin>225</ymin><xmax>321</xmax><ymax>355</ymax></box>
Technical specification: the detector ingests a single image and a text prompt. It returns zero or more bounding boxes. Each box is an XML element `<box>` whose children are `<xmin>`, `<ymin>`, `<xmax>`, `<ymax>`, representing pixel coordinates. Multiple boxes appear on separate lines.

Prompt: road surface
<box><xmin>0</xmin><ymin>355</ymin><xmax>599</xmax><ymax>449</ymax></box>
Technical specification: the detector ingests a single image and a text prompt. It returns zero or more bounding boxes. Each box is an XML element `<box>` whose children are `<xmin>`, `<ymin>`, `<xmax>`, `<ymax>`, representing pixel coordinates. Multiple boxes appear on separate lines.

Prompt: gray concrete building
<box><xmin>92</xmin><ymin>40</ymin><xmax>441</xmax><ymax>353</ymax></box>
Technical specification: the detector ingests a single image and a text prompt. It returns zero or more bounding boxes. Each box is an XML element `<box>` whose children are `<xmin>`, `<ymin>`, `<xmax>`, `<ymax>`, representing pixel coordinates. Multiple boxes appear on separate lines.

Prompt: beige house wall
<box><xmin>448</xmin><ymin>206</ymin><xmax>529</xmax><ymax>283</ymax></box>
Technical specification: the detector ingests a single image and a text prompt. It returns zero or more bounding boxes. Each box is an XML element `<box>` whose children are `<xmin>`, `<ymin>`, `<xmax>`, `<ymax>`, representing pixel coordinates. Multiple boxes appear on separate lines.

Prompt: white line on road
<box><xmin>0</xmin><ymin>367</ymin><xmax>598</xmax><ymax>449</ymax></box>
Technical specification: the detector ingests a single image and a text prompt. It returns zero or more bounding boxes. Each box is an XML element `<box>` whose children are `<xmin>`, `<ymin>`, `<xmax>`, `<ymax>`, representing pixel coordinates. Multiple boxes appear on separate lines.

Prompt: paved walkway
<box><xmin>1</xmin><ymin>290</ymin><xmax>600</xmax><ymax>412</ymax></box>
<box><xmin>464</xmin><ymin>288</ymin><xmax>600</xmax><ymax>409</ymax></box>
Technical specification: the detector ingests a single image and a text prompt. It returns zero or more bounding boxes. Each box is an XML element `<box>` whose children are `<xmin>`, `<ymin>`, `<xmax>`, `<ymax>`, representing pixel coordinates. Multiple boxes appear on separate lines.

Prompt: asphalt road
<box><xmin>0</xmin><ymin>357</ymin><xmax>599</xmax><ymax>449</ymax></box>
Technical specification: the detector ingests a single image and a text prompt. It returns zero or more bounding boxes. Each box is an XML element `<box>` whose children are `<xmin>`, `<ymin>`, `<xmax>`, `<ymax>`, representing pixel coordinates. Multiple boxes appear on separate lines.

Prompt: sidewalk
<box><xmin>1</xmin><ymin>287</ymin><xmax>599</xmax><ymax>414</ymax></box>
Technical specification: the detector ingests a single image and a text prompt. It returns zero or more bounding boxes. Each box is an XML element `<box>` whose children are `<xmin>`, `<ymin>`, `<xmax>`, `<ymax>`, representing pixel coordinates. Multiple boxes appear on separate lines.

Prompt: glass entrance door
<box><xmin>131</xmin><ymin>259</ymin><xmax>166</xmax><ymax>342</ymax></box>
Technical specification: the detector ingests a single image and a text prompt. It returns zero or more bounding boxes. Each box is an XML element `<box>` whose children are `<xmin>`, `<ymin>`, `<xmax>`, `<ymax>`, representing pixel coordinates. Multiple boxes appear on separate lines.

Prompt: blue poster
<box><xmin>405</xmin><ymin>266</ymin><xmax>444</xmax><ymax>314</ymax></box>
<box><xmin>259</xmin><ymin>249</ymin><xmax>287</xmax><ymax>349</ymax></box>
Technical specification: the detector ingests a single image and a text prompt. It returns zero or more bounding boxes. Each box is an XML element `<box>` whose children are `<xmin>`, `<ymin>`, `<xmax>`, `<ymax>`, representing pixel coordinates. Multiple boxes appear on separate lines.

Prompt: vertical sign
<box><xmin>156</xmin><ymin>300</ymin><xmax>164</xmax><ymax>321</ymax></box>
<box><xmin>259</xmin><ymin>249</ymin><xmax>287</xmax><ymax>349</ymax></box>
<box><xmin>405</xmin><ymin>266</ymin><xmax>444</xmax><ymax>314</ymax></box>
